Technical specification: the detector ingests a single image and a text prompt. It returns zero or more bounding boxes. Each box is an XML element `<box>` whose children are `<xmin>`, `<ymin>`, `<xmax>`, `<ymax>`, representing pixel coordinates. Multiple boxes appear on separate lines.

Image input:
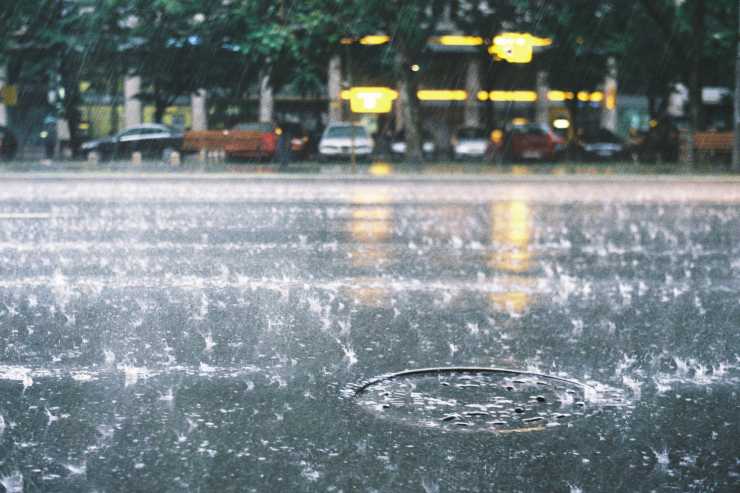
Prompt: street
<box><xmin>0</xmin><ymin>174</ymin><xmax>739</xmax><ymax>492</ymax></box>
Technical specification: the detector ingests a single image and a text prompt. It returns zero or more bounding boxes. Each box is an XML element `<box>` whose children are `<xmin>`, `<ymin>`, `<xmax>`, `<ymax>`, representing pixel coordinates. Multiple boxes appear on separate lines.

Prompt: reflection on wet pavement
<box><xmin>0</xmin><ymin>175</ymin><xmax>738</xmax><ymax>491</ymax></box>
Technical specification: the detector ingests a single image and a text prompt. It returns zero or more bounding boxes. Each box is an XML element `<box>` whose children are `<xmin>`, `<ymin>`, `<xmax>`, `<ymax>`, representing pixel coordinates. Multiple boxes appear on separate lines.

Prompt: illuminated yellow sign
<box><xmin>345</xmin><ymin>87</ymin><xmax>398</xmax><ymax>113</ymax></box>
<box><xmin>489</xmin><ymin>33</ymin><xmax>552</xmax><ymax>64</ymax></box>
<box><xmin>417</xmin><ymin>90</ymin><xmax>467</xmax><ymax>101</ymax></box>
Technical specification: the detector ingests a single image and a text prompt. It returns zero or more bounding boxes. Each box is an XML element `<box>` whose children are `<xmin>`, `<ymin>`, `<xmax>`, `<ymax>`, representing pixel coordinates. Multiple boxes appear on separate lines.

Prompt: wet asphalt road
<box><xmin>0</xmin><ymin>174</ymin><xmax>739</xmax><ymax>492</ymax></box>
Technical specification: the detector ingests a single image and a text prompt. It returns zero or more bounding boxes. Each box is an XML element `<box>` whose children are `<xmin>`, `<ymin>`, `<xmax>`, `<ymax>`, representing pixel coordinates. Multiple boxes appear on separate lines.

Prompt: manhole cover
<box><xmin>344</xmin><ymin>367</ymin><xmax>613</xmax><ymax>433</ymax></box>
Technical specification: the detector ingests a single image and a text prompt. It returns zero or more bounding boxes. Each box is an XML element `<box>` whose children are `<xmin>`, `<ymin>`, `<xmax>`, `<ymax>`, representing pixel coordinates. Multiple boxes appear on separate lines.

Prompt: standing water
<box><xmin>0</xmin><ymin>175</ymin><xmax>738</xmax><ymax>491</ymax></box>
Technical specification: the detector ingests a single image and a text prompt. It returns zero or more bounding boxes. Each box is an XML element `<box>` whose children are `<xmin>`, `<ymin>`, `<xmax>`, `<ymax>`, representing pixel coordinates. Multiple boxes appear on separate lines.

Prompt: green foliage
<box><xmin>0</xmin><ymin>0</ymin><xmax>737</xmax><ymax>131</ymax></box>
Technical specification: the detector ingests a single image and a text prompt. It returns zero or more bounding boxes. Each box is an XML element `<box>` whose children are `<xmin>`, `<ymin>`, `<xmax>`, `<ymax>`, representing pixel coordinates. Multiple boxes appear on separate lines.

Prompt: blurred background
<box><xmin>0</xmin><ymin>0</ymin><xmax>738</xmax><ymax>169</ymax></box>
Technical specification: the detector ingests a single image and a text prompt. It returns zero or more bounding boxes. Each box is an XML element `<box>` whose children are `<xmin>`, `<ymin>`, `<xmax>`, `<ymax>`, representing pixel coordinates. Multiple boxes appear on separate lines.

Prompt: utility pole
<box><xmin>733</xmin><ymin>0</ymin><xmax>740</xmax><ymax>172</ymax></box>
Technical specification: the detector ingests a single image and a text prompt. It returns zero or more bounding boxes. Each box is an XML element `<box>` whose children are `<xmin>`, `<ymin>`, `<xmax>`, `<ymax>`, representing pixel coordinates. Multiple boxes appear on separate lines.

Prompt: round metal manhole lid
<box><xmin>344</xmin><ymin>367</ymin><xmax>620</xmax><ymax>433</ymax></box>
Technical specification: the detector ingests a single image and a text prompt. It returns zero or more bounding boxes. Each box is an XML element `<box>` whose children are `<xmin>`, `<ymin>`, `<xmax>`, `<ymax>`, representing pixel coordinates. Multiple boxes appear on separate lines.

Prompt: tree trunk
<box><xmin>733</xmin><ymin>0</ymin><xmax>740</xmax><ymax>172</ymax></box>
<box><xmin>154</xmin><ymin>93</ymin><xmax>167</xmax><ymax>123</ymax></box>
<box><xmin>687</xmin><ymin>0</ymin><xmax>706</xmax><ymax>165</ymax></box>
<box><xmin>396</xmin><ymin>49</ymin><xmax>422</xmax><ymax>164</ymax></box>
<box><xmin>259</xmin><ymin>69</ymin><xmax>274</xmax><ymax>123</ymax></box>
<box><xmin>59</xmin><ymin>57</ymin><xmax>81</xmax><ymax>153</ymax></box>
<box><xmin>327</xmin><ymin>55</ymin><xmax>342</xmax><ymax>123</ymax></box>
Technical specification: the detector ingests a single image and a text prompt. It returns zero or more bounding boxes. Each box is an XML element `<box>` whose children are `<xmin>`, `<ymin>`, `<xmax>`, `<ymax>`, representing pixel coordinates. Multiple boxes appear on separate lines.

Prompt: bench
<box><xmin>693</xmin><ymin>131</ymin><xmax>733</xmax><ymax>161</ymax></box>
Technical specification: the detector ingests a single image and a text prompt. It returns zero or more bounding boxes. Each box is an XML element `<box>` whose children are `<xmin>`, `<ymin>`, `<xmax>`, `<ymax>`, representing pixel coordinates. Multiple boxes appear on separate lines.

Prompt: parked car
<box><xmin>572</xmin><ymin>128</ymin><xmax>628</xmax><ymax>161</ymax></box>
<box><xmin>496</xmin><ymin>123</ymin><xmax>565</xmax><ymax>161</ymax></box>
<box><xmin>390</xmin><ymin>129</ymin><xmax>436</xmax><ymax>159</ymax></box>
<box><xmin>318</xmin><ymin>123</ymin><xmax>374</xmax><ymax>161</ymax></box>
<box><xmin>81</xmin><ymin>124</ymin><xmax>183</xmax><ymax>160</ymax></box>
<box><xmin>451</xmin><ymin>127</ymin><xmax>491</xmax><ymax>160</ymax></box>
<box><xmin>183</xmin><ymin>122</ymin><xmax>280</xmax><ymax>161</ymax></box>
<box><xmin>0</xmin><ymin>126</ymin><xmax>18</xmax><ymax>160</ymax></box>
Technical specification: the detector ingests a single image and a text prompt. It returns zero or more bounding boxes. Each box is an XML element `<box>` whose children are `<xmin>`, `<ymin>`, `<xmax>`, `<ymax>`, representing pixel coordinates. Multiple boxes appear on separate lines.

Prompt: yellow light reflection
<box><xmin>369</xmin><ymin>162</ymin><xmax>393</xmax><ymax>176</ymax></box>
<box><xmin>348</xmin><ymin>191</ymin><xmax>393</xmax><ymax>269</ymax></box>
<box><xmin>488</xmin><ymin>276</ymin><xmax>535</xmax><ymax>314</ymax></box>
<box><xmin>489</xmin><ymin>201</ymin><xmax>533</xmax><ymax>274</ymax></box>
<box><xmin>417</xmin><ymin>90</ymin><xmax>468</xmax><ymax>101</ymax></box>
<box><xmin>589</xmin><ymin>91</ymin><xmax>604</xmax><ymax>103</ymax></box>
<box><xmin>345</xmin><ymin>278</ymin><xmax>389</xmax><ymax>307</ymax></box>
<box><xmin>577</xmin><ymin>91</ymin><xmax>590</xmax><ymax>102</ymax></box>
<box><xmin>477</xmin><ymin>91</ymin><xmax>490</xmax><ymax>101</ymax></box>
<box><xmin>488</xmin><ymin>201</ymin><xmax>535</xmax><ymax>314</ymax></box>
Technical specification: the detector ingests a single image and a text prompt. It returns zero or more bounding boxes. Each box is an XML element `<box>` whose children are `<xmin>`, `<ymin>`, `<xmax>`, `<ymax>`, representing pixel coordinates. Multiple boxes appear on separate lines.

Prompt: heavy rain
<box><xmin>1</xmin><ymin>1</ymin><xmax>740</xmax><ymax>492</ymax></box>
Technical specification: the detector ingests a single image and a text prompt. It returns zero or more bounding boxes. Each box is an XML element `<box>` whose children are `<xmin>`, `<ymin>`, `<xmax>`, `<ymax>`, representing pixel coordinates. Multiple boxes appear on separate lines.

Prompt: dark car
<box><xmin>81</xmin><ymin>124</ymin><xmax>183</xmax><ymax>161</ymax></box>
<box><xmin>0</xmin><ymin>125</ymin><xmax>18</xmax><ymax>160</ymax></box>
<box><xmin>573</xmin><ymin>128</ymin><xmax>628</xmax><ymax>161</ymax></box>
<box><xmin>495</xmin><ymin>123</ymin><xmax>566</xmax><ymax>162</ymax></box>
<box><xmin>390</xmin><ymin>129</ymin><xmax>437</xmax><ymax>159</ymax></box>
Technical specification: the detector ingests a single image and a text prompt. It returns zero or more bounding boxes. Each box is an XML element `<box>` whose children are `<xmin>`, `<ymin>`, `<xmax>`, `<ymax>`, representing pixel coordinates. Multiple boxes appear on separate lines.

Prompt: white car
<box><xmin>318</xmin><ymin>124</ymin><xmax>374</xmax><ymax>160</ymax></box>
<box><xmin>451</xmin><ymin>127</ymin><xmax>491</xmax><ymax>160</ymax></box>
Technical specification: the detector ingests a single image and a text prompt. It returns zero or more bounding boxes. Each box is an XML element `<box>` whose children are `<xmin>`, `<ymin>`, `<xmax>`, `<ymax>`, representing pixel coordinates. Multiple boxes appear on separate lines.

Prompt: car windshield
<box><xmin>325</xmin><ymin>126</ymin><xmax>368</xmax><ymax>139</ymax></box>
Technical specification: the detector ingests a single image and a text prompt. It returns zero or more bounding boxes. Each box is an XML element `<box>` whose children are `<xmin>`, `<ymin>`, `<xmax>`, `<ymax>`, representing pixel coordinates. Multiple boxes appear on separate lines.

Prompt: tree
<box><xmin>345</xmin><ymin>0</ymin><xmax>447</xmax><ymax>163</ymax></box>
<box><xmin>637</xmin><ymin>0</ymin><xmax>736</xmax><ymax>161</ymax></box>
<box><xmin>0</xmin><ymin>0</ymin><xmax>126</xmax><ymax>152</ymax></box>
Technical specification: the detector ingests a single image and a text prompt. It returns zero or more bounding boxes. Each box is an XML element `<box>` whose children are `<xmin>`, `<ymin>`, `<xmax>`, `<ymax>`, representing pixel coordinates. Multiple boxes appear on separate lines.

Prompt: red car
<box><xmin>496</xmin><ymin>123</ymin><xmax>565</xmax><ymax>162</ymax></box>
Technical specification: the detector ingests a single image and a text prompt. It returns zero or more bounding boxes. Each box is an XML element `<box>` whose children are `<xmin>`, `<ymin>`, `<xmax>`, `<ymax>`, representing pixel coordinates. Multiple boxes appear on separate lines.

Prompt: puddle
<box><xmin>345</xmin><ymin>367</ymin><xmax>626</xmax><ymax>433</ymax></box>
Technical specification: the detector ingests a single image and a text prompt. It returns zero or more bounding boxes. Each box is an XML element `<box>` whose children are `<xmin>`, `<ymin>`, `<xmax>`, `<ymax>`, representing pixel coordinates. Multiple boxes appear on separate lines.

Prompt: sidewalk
<box><xmin>0</xmin><ymin>158</ymin><xmax>738</xmax><ymax>178</ymax></box>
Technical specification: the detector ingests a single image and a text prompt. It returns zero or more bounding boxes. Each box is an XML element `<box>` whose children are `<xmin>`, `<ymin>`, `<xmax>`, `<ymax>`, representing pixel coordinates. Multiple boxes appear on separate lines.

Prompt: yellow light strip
<box><xmin>547</xmin><ymin>90</ymin><xmax>573</xmax><ymax>101</ymax></box>
<box><xmin>488</xmin><ymin>91</ymin><xmax>538</xmax><ymax>102</ymax></box>
<box><xmin>435</xmin><ymin>35</ymin><xmax>484</xmax><ymax>46</ymax></box>
<box><xmin>359</xmin><ymin>35</ymin><xmax>390</xmax><ymax>45</ymax></box>
<box><xmin>417</xmin><ymin>90</ymin><xmax>468</xmax><ymax>101</ymax></box>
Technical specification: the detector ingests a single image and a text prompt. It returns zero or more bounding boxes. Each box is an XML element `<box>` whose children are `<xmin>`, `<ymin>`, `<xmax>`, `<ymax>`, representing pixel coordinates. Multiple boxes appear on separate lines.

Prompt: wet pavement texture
<box><xmin>0</xmin><ymin>175</ymin><xmax>739</xmax><ymax>492</ymax></box>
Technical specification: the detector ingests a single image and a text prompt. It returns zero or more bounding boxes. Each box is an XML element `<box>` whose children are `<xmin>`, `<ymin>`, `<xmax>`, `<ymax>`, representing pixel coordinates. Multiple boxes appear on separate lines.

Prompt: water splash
<box><xmin>0</xmin><ymin>471</ymin><xmax>23</xmax><ymax>493</ymax></box>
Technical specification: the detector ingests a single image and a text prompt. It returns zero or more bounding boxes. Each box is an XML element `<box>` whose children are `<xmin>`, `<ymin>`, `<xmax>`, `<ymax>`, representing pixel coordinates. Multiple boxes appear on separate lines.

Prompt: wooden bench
<box><xmin>692</xmin><ymin>131</ymin><xmax>733</xmax><ymax>162</ymax></box>
<box><xmin>694</xmin><ymin>131</ymin><xmax>732</xmax><ymax>150</ymax></box>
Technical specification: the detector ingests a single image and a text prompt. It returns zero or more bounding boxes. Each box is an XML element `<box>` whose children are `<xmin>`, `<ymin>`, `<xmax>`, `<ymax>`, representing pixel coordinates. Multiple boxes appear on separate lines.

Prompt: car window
<box><xmin>325</xmin><ymin>126</ymin><xmax>368</xmax><ymax>139</ymax></box>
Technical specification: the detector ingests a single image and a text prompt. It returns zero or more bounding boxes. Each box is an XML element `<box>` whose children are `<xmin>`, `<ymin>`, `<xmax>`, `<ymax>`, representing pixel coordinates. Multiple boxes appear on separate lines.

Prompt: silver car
<box><xmin>451</xmin><ymin>127</ymin><xmax>491</xmax><ymax>160</ymax></box>
<box><xmin>318</xmin><ymin>124</ymin><xmax>374</xmax><ymax>161</ymax></box>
